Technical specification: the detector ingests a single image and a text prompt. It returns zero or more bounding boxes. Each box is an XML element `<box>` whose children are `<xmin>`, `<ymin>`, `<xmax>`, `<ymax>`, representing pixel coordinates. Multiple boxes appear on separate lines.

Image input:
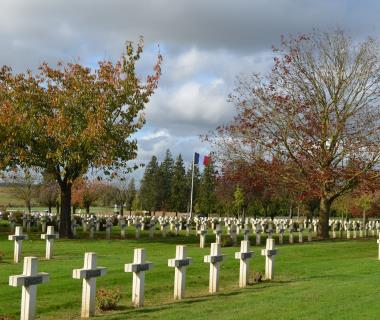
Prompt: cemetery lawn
<box><xmin>1</xmin><ymin>232</ymin><xmax>380</xmax><ymax>320</ymax></box>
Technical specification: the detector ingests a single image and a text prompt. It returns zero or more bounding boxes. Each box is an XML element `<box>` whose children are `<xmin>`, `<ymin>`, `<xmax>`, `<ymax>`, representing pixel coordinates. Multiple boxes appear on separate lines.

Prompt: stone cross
<box><xmin>8</xmin><ymin>226</ymin><xmax>28</xmax><ymax>263</ymax></box>
<box><xmin>135</xmin><ymin>222</ymin><xmax>142</xmax><ymax>239</ymax></box>
<box><xmin>168</xmin><ymin>245</ymin><xmax>192</xmax><ymax>300</ymax></box>
<box><xmin>174</xmin><ymin>222</ymin><xmax>180</xmax><ymax>236</ymax></box>
<box><xmin>161</xmin><ymin>222</ymin><xmax>168</xmax><ymax>238</ymax></box>
<box><xmin>255</xmin><ymin>224</ymin><xmax>261</xmax><ymax>245</ymax></box>
<box><xmin>243</xmin><ymin>226</ymin><xmax>251</xmax><ymax>241</ymax></box>
<box><xmin>289</xmin><ymin>224</ymin><xmax>294</xmax><ymax>244</ymax></box>
<box><xmin>299</xmin><ymin>223</ymin><xmax>304</xmax><ymax>243</ymax></box>
<box><xmin>149</xmin><ymin>221</ymin><xmax>155</xmax><ymax>239</ymax></box>
<box><xmin>41</xmin><ymin>226</ymin><xmax>59</xmax><ymax>260</ymax></box>
<box><xmin>214</xmin><ymin>225</ymin><xmax>223</xmax><ymax>244</ymax></box>
<box><xmin>26</xmin><ymin>215</ymin><xmax>32</xmax><ymax>233</ymax></box>
<box><xmin>234</xmin><ymin>240</ymin><xmax>254</xmax><ymax>288</ymax></box>
<box><xmin>73</xmin><ymin>252</ymin><xmax>107</xmax><ymax>318</ymax></box>
<box><xmin>261</xmin><ymin>238</ymin><xmax>278</xmax><ymax>280</ymax></box>
<box><xmin>71</xmin><ymin>220</ymin><xmax>78</xmax><ymax>237</ymax></box>
<box><xmin>106</xmin><ymin>218</ymin><xmax>113</xmax><ymax>240</ymax></box>
<box><xmin>230</xmin><ymin>224</ymin><xmax>237</xmax><ymax>246</ymax></box>
<box><xmin>204</xmin><ymin>243</ymin><xmax>224</xmax><ymax>293</ymax></box>
<box><xmin>308</xmin><ymin>225</ymin><xmax>313</xmax><ymax>242</ymax></box>
<box><xmin>9</xmin><ymin>256</ymin><xmax>49</xmax><ymax>320</ymax></box>
<box><xmin>185</xmin><ymin>221</ymin><xmax>191</xmax><ymax>236</ymax></box>
<box><xmin>124</xmin><ymin>248</ymin><xmax>153</xmax><ymax>307</ymax></box>
<box><xmin>119</xmin><ymin>218</ymin><xmax>126</xmax><ymax>238</ymax></box>
<box><xmin>279</xmin><ymin>225</ymin><xmax>285</xmax><ymax>244</ymax></box>
<box><xmin>198</xmin><ymin>226</ymin><xmax>207</xmax><ymax>248</ymax></box>
<box><xmin>377</xmin><ymin>234</ymin><xmax>380</xmax><ymax>260</ymax></box>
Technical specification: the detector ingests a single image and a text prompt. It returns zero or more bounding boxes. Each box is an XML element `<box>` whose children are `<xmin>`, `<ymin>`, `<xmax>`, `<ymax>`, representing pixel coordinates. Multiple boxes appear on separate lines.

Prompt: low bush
<box><xmin>96</xmin><ymin>287</ymin><xmax>121</xmax><ymax>311</ymax></box>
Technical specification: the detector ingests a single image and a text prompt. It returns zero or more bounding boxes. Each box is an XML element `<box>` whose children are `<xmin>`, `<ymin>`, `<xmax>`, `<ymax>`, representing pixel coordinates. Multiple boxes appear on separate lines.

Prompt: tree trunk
<box><xmin>86</xmin><ymin>204</ymin><xmax>90</xmax><ymax>214</ymax></box>
<box><xmin>318</xmin><ymin>196</ymin><xmax>331</xmax><ymax>239</ymax></box>
<box><xmin>48</xmin><ymin>203</ymin><xmax>52</xmax><ymax>213</ymax></box>
<box><xmin>59</xmin><ymin>181</ymin><xmax>73</xmax><ymax>238</ymax></box>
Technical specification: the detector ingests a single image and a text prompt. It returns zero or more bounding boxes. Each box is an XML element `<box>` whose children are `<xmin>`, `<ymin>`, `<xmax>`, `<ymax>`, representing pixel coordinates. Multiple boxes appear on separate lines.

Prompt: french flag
<box><xmin>194</xmin><ymin>153</ymin><xmax>210</xmax><ymax>166</ymax></box>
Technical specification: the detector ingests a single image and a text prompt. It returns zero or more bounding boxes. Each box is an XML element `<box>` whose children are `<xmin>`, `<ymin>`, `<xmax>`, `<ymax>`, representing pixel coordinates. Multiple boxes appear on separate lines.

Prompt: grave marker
<box><xmin>204</xmin><ymin>243</ymin><xmax>224</xmax><ymax>293</ymax></box>
<box><xmin>168</xmin><ymin>245</ymin><xmax>192</xmax><ymax>299</ymax></box>
<box><xmin>8</xmin><ymin>226</ymin><xmax>28</xmax><ymax>263</ymax></box>
<box><xmin>234</xmin><ymin>240</ymin><xmax>254</xmax><ymax>287</ymax></box>
<box><xmin>41</xmin><ymin>226</ymin><xmax>59</xmax><ymax>260</ymax></box>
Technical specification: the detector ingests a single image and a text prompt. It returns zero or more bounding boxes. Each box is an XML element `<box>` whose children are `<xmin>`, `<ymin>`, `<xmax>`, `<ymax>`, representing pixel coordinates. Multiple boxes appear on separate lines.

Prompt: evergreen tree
<box><xmin>158</xmin><ymin>149</ymin><xmax>174</xmax><ymax>211</ymax></box>
<box><xmin>170</xmin><ymin>154</ymin><xmax>188</xmax><ymax>213</ymax></box>
<box><xmin>196</xmin><ymin>159</ymin><xmax>217</xmax><ymax>215</ymax></box>
<box><xmin>125</xmin><ymin>178</ymin><xmax>137</xmax><ymax>213</ymax></box>
<box><xmin>140</xmin><ymin>156</ymin><xmax>160</xmax><ymax>212</ymax></box>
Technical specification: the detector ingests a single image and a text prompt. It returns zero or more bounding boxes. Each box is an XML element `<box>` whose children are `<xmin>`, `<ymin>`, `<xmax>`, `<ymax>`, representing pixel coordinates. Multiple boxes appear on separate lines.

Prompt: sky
<box><xmin>1</xmin><ymin>0</ymin><xmax>380</xmax><ymax>181</ymax></box>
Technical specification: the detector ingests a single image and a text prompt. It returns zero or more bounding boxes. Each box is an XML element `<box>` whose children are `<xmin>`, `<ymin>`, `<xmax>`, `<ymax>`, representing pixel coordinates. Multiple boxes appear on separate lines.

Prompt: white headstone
<box><xmin>261</xmin><ymin>238</ymin><xmax>278</xmax><ymax>280</ymax></box>
<box><xmin>234</xmin><ymin>240</ymin><xmax>254</xmax><ymax>287</ymax></box>
<box><xmin>124</xmin><ymin>248</ymin><xmax>153</xmax><ymax>307</ymax></box>
<box><xmin>204</xmin><ymin>243</ymin><xmax>224</xmax><ymax>293</ymax></box>
<box><xmin>41</xmin><ymin>226</ymin><xmax>59</xmax><ymax>260</ymax></box>
<box><xmin>9</xmin><ymin>257</ymin><xmax>49</xmax><ymax>320</ymax></box>
<box><xmin>168</xmin><ymin>245</ymin><xmax>192</xmax><ymax>299</ymax></box>
<box><xmin>73</xmin><ymin>252</ymin><xmax>107</xmax><ymax>318</ymax></box>
<box><xmin>8</xmin><ymin>226</ymin><xmax>28</xmax><ymax>263</ymax></box>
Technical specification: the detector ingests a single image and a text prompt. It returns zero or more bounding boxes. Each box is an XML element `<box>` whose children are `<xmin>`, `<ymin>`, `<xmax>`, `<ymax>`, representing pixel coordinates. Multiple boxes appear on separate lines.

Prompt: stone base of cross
<box><xmin>204</xmin><ymin>243</ymin><xmax>225</xmax><ymax>293</ymax></box>
<box><xmin>125</xmin><ymin>248</ymin><xmax>153</xmax><ymax>307</ymax></box>
<box><xmin>73</xmin><ymin>252</ymin><xmax>107</xmax><ymax>318</ymax></box>
<box><xmin>41</xmin><ymin>226</ymin><xmax>59</xmax><ymax>259</ymax></box>
<box><xmin>261</xmin><ymin>238</ymin><xmax>278</xmax><ymax>280</ymax></box>
<box><xmin>235</xmin><ymin>240</ymin><xmax>254</xmax><ymax>287</ymax></box>
<box><xmin>8</xmin><ymin>226</ymin><xmax>28</xmax><ymax>263</ymax></box>
<box><xmin>9</xmin><ymin>256</ymin><xmax>49</xmax><ymax>320</ymax></box>
<box><xmin>168</xmin><ymin>245</ymin><xmax>192</xmax><ymax>299</ymax></box>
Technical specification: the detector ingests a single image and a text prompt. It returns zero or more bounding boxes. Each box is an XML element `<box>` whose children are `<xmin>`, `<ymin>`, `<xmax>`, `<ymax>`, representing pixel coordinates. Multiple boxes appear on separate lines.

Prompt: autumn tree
<box><xmin>37</xmin><ymin>171</ymin><xmax>59</xmax><ymax>213</ymax></box>
<box><xmin>0</xmin><ymin>39</ymin><xmax>161</xmax><ymax>237</ymax></box>
<box><xmin>72</xmin><ymin>178</ymin><xmax>102</xmax><ymax>214</ymax></box>
<box><xmin>209</xmin><ymin>31</ymin><xmax>380</xmax><ymax>238</ymax></box>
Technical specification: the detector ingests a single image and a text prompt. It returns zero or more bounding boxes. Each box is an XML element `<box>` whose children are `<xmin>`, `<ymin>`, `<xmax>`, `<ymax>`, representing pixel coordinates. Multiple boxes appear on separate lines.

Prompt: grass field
<box><xmin>0</xmin><ymin>227</ymin><xmax>379</xmax><ymax>320</ymax></box>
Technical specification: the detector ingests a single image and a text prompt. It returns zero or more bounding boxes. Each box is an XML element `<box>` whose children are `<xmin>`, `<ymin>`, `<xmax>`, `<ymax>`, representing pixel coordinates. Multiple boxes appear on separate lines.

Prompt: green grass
<box><xmin>0</xmin><ymin>227</ymin><xmax>380</xmax><ymax>320</ymax></box>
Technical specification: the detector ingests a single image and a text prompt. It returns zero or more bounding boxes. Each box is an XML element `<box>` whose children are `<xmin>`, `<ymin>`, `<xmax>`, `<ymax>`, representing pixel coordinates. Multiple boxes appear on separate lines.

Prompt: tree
<box><xmin>125</xmin><ymin>178</ymin><xmax>137</xmax><ymax>213</ymax></box>
<box><xmin>37</xmin><ymin>170</ymin><xmax>59</xmax><ymax>213</ymax></box>
<box><xmin>6</xmin><ymin>170</ymin><xmax>37</xmax><ymax>213</ymax></box>
<box><xmin>140</xmin><ymin>156</ymin><xmax>160</xmax><ymax>212</ymax></box>
<box><xmin>72</xmin><ymin>178</ymin><xmax>102</xmax><ymax>214</ymax></box>
<box><xmin>233</xmin><ymin>185</ymin><xmax>245</xmax><ymax>218</ymax></box>
<box><xmin>170</xmin><ymin>154</ymin><xmax>188</xmax><ymax>213</ymax></box>
<box><xmin>196</xmin><ymin>159</ymin><xmax>217</xmax><ymax>215</ymax></box>
<box><xmin>209</xmin><ymin>31</ymin><xmax>380</xmax><ymax>238</ymax></box>
<box><xmin>0</xmin><ymin>39</ymin><xmax>162</xmax><ymax>237</ymax></box>
<box><xmin>158</xmin><ymin>149</ymin><xmax>174</xmax><ymax>211</ymax></box>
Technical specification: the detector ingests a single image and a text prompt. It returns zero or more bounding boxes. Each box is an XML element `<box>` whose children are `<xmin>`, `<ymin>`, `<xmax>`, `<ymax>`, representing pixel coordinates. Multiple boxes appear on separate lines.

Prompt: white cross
<box><xmin>41</xmin><ymin>226</ymin><xmax>59</xmax><ymax>260</ymax></box>
<box><xmin>8</xmin><ymin>226</ymin><xmax>28</xmax><ymax>263</ymax></box>
<box><xmin>243</xmin><ymin>226</ymin><xmax>251</xmax><ymax>241</ymax></box>
<box><xmin>213</xmin><ymin>225</ymin><xmax>223</xmax><ymax>244</ymax></box>
<box><xmin>377</xmin><ymin>234</ymin><xmax>380</xmax><ymax>260</ymax></box>
<box><xmin>125</xmin><ymin>248</ymin><xmax>153</xmax><ymax>307</ymax></box>
<box><xmin>168</xmin><ymin>245</ymin><xmax>192</xmax><ymax>299</ymax></box>
<box><xmin>198</xmin><ymin>226</ymin><xmax>207</xmax><ymax>248</ymax></box>
<box><xmin>73</xmin><ymin>252</ymin><xmax>107</xmax><ymax>318</ymax></box>
<box><xmin>135</xmin><ymin>222</ymin><xmax>142</xmax><ymax>239</ymax></box>
<box><xmin>9</xmin><ymin>257</ymin><xmax>49</xmax><ymax>320</ymax></box>
<box><xmin>261</xmin><ymin>238</ymin><xmax>278</xmax><ymax>280</ymax></box>
<box><xmin>204</xmin><ymin>243</ymin><xmax>225</xmax><ymax>293</ymax></box>
<box><xmin>235</xmin><ymin>240</ymin><xmax>254</xmax><ymax>287</ymax></box>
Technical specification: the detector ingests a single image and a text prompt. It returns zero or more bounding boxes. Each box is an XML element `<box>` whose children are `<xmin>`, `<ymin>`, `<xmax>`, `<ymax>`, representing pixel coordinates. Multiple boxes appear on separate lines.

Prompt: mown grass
<box><xmin>0</xmin><ymin>226</ymin><xmax>379</xmax><ymax>320</ymax></box>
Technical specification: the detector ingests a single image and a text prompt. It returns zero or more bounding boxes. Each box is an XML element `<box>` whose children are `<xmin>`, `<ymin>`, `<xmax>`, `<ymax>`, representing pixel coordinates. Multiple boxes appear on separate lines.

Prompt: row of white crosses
<box><xmin>8</xmin><ymin>226</ymin><xmax>59</xmax><ymax>263</ymax></box>
<box><xmin>9</xmin><ymin>239</ymin><xmax>278</xmax><ymax>320</ymax></box>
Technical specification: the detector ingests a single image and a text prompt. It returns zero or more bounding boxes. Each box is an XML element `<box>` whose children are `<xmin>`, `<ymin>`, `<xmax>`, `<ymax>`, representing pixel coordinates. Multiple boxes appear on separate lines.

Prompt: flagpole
<box><xmin>190</xmin><ymin>153</ymin><xmax>195</xmax><ymax>219</ymax></box>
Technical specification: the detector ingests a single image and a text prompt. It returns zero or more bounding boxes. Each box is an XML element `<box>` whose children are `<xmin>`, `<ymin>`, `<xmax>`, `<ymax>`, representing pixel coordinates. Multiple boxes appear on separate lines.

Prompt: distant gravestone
<box><xmin>168</xmin><ymin>245</ymin><xmax>192</xmax><ymax>300</ymax></box>
<box><xmin>198</xmin><ymin>226</ymin><xmax>207</xmax><ymax>248</ymax></box>
<box><xmin>73</xmin><ymin>252</ymin><xmax>107</xmax><ymax>318</ymax></box>
<box><xmin>124</xmin><ymin>248</ymin><xmax>153</xmax><ymax>307</ymax></box>
<box><xmin>9</xmin><ymin>256</ymin><xmax>49</xmax><ymax>320</ymax></box>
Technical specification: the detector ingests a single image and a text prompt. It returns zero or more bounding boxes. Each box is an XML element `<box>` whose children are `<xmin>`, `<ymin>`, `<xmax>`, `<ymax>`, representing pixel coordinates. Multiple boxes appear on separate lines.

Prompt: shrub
<box><xmin>221</xmin><ymin>235</ymin><xmax>234</xmax><ymax>247</ymax></box>
<box><xmin>96</xmin><ymin>287</ymin><xmax>121</xmax><ymax>311</ymax></box>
